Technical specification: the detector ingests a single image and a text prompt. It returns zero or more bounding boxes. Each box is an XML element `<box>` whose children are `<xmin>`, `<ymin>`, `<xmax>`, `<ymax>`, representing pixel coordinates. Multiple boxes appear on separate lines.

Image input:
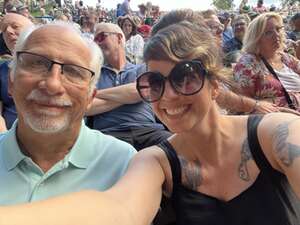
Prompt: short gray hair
<box><xmin>9</xmin><ymin>21</ymin><xmax>103</xmax><ymax>94</ymax></box>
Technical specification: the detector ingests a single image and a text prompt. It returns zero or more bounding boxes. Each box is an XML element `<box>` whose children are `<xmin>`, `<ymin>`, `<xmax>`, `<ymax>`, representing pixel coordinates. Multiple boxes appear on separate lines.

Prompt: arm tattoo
<box><xmin>238</xmin><ymin>139</ymin><xmax>253</xmax><ymax>181</ymax></box>
<box><xmin>178</xmin><ymin>156</ymin><xmax>202</xmax><ymax>190</ymax></box>
<box><xmin>272</xmin><ymin>119</ymin><xmax>300</xmax><ymax>167</ymax></box>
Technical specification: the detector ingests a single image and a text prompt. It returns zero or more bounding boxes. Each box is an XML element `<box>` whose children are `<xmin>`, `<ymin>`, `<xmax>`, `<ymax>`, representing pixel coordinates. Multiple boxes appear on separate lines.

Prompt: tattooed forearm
<box><xmin>238</xmin><ymin>139</ymin><xmax>253</xmax><ymax>181</ymax></box>
<box><xmin>179</xmin><ymin>156</ymin><xmax>202</xmax><ymax>190</ymax></box>
<box><xmin>272</xmin><ymin>119</ymin><xmax>300</xmax><ymax>167</ymax></box>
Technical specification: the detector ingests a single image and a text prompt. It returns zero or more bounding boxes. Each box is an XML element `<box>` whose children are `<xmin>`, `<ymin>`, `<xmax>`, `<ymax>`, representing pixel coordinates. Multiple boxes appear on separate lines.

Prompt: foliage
<box><xmin>212</xmin><ymin>0</ymin><xmax>234</xmax><ymax>10</ymax></box>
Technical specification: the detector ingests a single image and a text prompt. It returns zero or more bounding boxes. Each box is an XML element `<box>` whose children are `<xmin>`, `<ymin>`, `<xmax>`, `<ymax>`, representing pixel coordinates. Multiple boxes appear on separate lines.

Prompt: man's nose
<box><xmin>38</xmin><ymin>64</ymin><xmax>65</xmax><ymax>95</ymax></box>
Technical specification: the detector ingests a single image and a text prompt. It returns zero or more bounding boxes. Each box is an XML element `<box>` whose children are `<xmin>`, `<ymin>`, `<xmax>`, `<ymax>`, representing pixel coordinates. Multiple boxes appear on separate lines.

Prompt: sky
<box><xmin>82</xmin><ymin>0</ymin><xmax>282</xmax><ymax>11</ymax></box>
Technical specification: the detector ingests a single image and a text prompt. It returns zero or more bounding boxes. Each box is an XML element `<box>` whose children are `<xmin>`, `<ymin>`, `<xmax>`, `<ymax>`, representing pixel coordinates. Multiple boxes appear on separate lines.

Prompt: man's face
<box><xmin>9</xmin><ymin>26</ymin><xmax>94</xmax><ymax>134</ymax></box>
<box><xmin>94</xmin><ymin>28</ymin><xmax>121</xmax><ymax>61</ymax></box>
<box><xmin>1</xmin><ymin>13</ymin><xmax>33</xmax><ymax>52</ymax></box>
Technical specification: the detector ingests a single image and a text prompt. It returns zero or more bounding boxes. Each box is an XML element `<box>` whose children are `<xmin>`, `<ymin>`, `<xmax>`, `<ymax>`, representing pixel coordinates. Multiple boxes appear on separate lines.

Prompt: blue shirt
<box><xmin>223</xmin><ymin>37</ymin><xmax>243</xmax><ymax>54</ymax></box>
<box><xmin>0</xmin><ymin>61</ymin><xmax>17</xmax><ymax>129</ymax></box>
<box><xmin>92</xmin><ymin>63</ymin><xmax>164</xmax><ymax>132</ymax></box>
<box><xmin>0</xmin><ymin>120</ymin><xmax>136</xmax><ymax>205</ymax></box>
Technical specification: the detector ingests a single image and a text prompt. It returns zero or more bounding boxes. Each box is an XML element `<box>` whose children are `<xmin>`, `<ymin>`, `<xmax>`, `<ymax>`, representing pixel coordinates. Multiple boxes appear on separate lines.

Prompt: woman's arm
<box><xmin>0</xmin><ymin>148</ymin><xmax>166</xmax><ymax>225</ymax></box>
<box><xmin>259</xmin><ymin>113</ymin><xmax>300</xmax><ymax>197</ymax></box>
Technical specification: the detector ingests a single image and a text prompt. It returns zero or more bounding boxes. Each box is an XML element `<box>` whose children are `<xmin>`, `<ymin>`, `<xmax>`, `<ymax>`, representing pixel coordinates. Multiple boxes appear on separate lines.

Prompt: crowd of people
<box><xmin>0</xmin><ymin>0</ymin><xmax>300</xmax><ymax>225</ymax></box>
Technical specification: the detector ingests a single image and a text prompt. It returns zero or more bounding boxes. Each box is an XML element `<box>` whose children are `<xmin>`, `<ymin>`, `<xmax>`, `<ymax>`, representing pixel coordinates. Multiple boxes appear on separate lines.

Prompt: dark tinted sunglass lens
<box><xmin>95</xmin><ymin>33</ymin><xmax>105</xmax><ymax>42</ymax></box>
<box><xmin>138</xmin><ymin>73</ymin><xmax>164</xmax><ymax>102</ymax></box>
<box><xmin>172</xmin><ymin>62</ymin><xmax>205</xmax><ymax>95</ymax></box>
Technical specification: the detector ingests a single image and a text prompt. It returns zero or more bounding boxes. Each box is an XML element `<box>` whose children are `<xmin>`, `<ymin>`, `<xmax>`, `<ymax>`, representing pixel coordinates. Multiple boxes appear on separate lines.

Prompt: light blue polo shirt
<box><xmin>0</xmin><ymin>120</ymin><xmax>136</xmax><ymax>205</ymax></box>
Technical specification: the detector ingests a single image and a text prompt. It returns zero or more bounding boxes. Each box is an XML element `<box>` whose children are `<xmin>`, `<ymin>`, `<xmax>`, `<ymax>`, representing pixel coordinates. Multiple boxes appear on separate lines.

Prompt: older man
<box><xmin>87</xmin><ymin>22</ymin><xmax>171</xmax><ymax>150</ymax></box>
<box><xmin>0</xmin><ymin>22</ymin><xmax>136</xmax><ymax>204</ymax></box>
<box><xmin>0</xmin><ymin>13</ymin><xmax>33</xmax><ymax>131</ymax></box>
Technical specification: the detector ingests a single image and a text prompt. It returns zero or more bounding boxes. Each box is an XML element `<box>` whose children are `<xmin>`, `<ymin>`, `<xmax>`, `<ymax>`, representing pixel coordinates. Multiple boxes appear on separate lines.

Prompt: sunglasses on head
<box><xmin>136</xmin><ymin>60</ymin><xmax>208</xmax><ymax>103</ymax></box>
<box><xmin>94</xmin><ymin>32</ymin><xmax>119</xmax><ymax>43</ymax></box>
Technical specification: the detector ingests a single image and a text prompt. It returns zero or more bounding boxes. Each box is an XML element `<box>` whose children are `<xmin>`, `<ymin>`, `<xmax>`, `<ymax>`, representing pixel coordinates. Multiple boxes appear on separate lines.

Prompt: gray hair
<box><xmin>9</xmin><ymin>21</ymin><xmax>103</xmax><ymax>94</ymax></box>
<box><xmin>94</xmin><ymin>22</ymin><xmax>126</xmax><ymax>46</ymax></box>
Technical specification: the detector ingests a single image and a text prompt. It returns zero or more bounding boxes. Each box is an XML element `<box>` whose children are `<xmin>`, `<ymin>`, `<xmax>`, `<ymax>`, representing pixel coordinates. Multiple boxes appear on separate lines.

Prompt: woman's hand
<box><xmin>254</xmin><ymin>101</ymin><xmax>280</xmax><ymax>114</ymax></box>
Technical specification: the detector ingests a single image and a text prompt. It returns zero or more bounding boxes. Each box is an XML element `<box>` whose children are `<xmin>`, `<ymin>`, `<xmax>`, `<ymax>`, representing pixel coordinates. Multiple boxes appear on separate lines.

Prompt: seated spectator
<box><xmin>287</xmin><ymin>13</ymin><xmax>300</xmax><ymax>41</ymax></box>
<box><xmin>0</xmin><ymin>13</ymin><xmax>33</xmax><ymax>131</ymax></box>
<box><xmin>88</xmin><ymin>22</ymin><xmax>171</xmax><ymax>150</ymax></box>
<box><xmin>118</xmin><ymin>15</ymin><xmax>144</xmax><ymax>64</ymax></box>
<box><xmin>223</xmin><ymin>14</ymin><xmax>250</xmax><ymax>53</ymax></box>
<box><xmin>234</xmin><ymin>12</ymin><xmax>300</xmax><ymax>113</ymax></box>
<box><xmin>218</xmin><ymin>12</ymin><xmax>234</xmax><ymax>45</ymax></box>
<box><xmin>253</xmin><ymin>0</ymin><xmax>267</xmax><ymax>14</ymax></box>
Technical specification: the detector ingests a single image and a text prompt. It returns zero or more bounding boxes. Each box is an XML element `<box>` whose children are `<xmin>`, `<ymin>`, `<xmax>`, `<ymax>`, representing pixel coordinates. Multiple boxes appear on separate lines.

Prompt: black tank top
<box><xmin>158</xmin><ymin>115</ymin><xmax>300</xmax><ymax>225</ymax></box>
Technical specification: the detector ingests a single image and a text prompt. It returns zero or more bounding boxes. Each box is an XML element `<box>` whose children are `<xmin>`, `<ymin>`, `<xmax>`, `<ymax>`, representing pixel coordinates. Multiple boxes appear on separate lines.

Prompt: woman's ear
<box><xmin>210</xmin><ymin>79</ymin><xmax>220</xmax><ymax>100</ymax></box>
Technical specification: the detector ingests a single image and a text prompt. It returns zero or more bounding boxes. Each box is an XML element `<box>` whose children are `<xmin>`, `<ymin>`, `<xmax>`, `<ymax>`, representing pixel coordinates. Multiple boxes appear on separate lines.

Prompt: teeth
<box><xmin>165</xmin><ymin>106</ymin><xmax>187</xmax><ymax>115</ymax></box>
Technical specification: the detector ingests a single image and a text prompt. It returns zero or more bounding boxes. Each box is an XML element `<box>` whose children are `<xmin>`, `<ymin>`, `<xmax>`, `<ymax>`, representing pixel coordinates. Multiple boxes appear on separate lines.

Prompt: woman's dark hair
<box><xmin>118</xmin><ymin>15</ymin><xmax>137</xmax><ymax>36</ymax></box>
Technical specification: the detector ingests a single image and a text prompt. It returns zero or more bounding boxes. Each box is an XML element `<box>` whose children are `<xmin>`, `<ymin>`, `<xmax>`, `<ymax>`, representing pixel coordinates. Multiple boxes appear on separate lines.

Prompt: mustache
<box><xmin>26</xmin><ymin>89</ymin><xmax>73</xmax><ymax>107</ymax></box>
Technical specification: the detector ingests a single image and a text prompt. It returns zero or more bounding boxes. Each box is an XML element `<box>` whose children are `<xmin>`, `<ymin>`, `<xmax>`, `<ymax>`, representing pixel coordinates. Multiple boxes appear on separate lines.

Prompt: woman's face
<box><xmin>147</xmin><ymin>60</ymin><xmax>216</xmax><ymax>133</ymax></box>
<box><xmin>122</xmin><ymin>19</ymin><xmax>133</xmax><ymax>37</ymax></box>
<box><xmin>259</xmin><ymin>17</ymin><xmax>284</xmax><ymax>54</ymax></box>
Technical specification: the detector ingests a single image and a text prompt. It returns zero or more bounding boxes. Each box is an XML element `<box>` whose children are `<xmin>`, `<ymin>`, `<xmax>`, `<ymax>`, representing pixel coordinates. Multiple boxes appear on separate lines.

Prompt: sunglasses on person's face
<box><xmin>136</xmin><ymin>60</ymin><xmax>208</xmax><ymax>103</ymax></box>
<box><xmin>94</xmin><ymin>32</ymin><xmax>119</xmax><ymax>43</ymax></box>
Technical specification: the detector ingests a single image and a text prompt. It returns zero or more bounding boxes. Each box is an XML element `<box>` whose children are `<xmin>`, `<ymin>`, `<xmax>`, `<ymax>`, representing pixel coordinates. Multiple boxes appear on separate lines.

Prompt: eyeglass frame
<box><xmin>16</xmin><ymin>51</ymin><xmax>95</xmax><ymax>83</ymax></box>
<box><xmin>136</xmin><ymin>60</ymin><xmax>208</xmax><ymax>103</ymax></box>
<box><xmin>94</xmin><ymin>31</ymin><xmax>119</xmax><ymax>43</ymax></box>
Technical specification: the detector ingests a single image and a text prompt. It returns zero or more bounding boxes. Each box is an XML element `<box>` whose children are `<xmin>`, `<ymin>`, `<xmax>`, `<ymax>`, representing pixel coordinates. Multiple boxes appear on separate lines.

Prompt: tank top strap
<box><xmin>247</xmin><ymin>114</ymin><xmax>275</xmax><ymax>173</ymax></box>
<box><xmin>158</xmin><ymin>140</ymin><xmax>182</xmax><ymax>189</ymax></box>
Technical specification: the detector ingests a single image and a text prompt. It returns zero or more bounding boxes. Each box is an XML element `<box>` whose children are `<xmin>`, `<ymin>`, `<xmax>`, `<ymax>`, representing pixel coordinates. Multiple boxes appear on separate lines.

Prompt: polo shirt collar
<box><xmin>2</xmin><ymin>120</ymin><xmax>93</xmax><ymax>171</ymax></box>
<box><xmin>66</xmin><ymin>121</ymin><xmax>94</xmax><ymax>169</ymax></box>
<box><xmin>2</xmin><ymin>120</ymin><xmax>26</xmax><ymax>171</ymax></box>
<box><xmin>102</xmin><ymin>62</ymin><xmax>135</xmax><ymax>73</ymax></box>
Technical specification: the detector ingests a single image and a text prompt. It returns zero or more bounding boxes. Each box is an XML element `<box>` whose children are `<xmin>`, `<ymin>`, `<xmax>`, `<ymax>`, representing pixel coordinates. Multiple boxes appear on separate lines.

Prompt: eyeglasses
<box><xmin>263</xmin><ymin>26</ymin><xmax>284</xmax><ymax>37</ymax></box>
<box><xmin>94</xmin><ymin>32</ymin><xmax>119</xmax><ymax>43</ymax></box>
<box><xmin>136</xmin><ymin>60</ymin><xmax>208</xmax><ymax>103</ymax></box>
<box><xmin>16</xmin><ymin>51</ymin><xmax>95</xmax><ymax>85</ymax></box>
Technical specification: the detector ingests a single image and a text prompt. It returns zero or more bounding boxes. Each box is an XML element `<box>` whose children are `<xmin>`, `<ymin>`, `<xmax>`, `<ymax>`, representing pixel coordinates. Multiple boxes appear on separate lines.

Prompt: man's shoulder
<box><xmin>84</xmin><ymin>127</ymin><xmax>137</xmax><ymax>155</ymax></box>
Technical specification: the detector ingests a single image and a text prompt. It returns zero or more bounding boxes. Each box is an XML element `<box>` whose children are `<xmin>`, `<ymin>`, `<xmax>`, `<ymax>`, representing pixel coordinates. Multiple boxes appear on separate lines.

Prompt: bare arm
<box><xmin>259</xmin><ymin>113</ymin><xmax>300</xmax><ymax>197</ymax></box>
<box><xmin>96</xmin><ymin>83</ymin><xmax>141</xmax><ymax>104</ymax></box>
<box><xmin>85</xmin><ymin>98</ymin><xmax>122</xmax><ymax>116</ymax></box>
<box><xmin>216</xmin><ymin>87</ymin><xmax>280</xmax><ymax>114</ymax></box>
<box><xmin>0</xmin><ymin>148</ymin><xmax>166</xmax><ymax>225</ymax></box>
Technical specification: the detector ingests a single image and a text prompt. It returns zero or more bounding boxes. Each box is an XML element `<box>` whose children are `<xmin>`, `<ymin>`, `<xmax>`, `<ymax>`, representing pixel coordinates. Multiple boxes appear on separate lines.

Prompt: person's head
<box><xmin>16</xmin><ymin>4</ymin><xmax>30</xmax><ymax>18</ymax></box>
<box><xmin>9</xmin><ymin>22</ymin><xmax>103</xmax><ymax>134</ymax></box>
<box><xmin>243</xmin><ymin>12</ymin><xmax>285</xmax><ymax>55</ymax></box>
<box><xmin>291</xmin><ymin>13</ymin><xmax>300</xmax><ymax>32</ymax></box>
<box><xmin>137</xmin><ymin>21</ymin><xmax>229</xmax><ymax>133</ymax></box>
<box><xmin>118</xmin><ymin>15</ymin><xmax>138</xmax><ymax>38</ymax></box>
<box><xmin>202</xmin><ymin>12</ymin><xmax>224</xmax><ymax>45</ymax></box>
<box><xmin>0</xmin><ymin>13</ymin><xmax>33</xmax><ymax>52</ymax></box>
<box><xmin>55</xmin><ymin>13</ymin><xmax>69</xmax><ymax>21</ymax></box>
<box><xmin>94</xmin><ymin>22</ymin><xmax>125</xmax><ymax>62</ymax></box>
<box><xmin>151</xmin><ymin>9</ymin><xmax>207</xmax><ymax>36</ymax></box>
<box><xmin>257</xmin><ymin>0</ymin><xmax>263</xmax><ymax>6</ymax></box>
<box><xmin>232</xmin><ymin>14</ymin><xmax>250</xmax><ymax>41</ymax></box>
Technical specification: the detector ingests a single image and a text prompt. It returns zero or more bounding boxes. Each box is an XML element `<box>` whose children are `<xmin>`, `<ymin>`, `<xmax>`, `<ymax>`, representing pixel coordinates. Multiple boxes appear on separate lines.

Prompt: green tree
<box><xmin>212</xmin><ymin>0</ymin><xmax>234</xmax><ymax>10</ymax></box>
<box><xmin>281</xmin><ymin>0</ymin><xmax>300</xmax><ymax>6</ymax></box>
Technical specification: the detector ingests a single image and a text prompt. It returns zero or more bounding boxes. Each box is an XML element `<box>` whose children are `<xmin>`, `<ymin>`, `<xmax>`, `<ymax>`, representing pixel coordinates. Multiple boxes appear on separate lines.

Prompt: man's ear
<box><xmin>117</xmin><ymin>33</ymin><xmax>123</xmax><ymax>43</ymax></box>
<box><xmin>86</xmin><ymin>89</ymin><xmax>96</xmax><ymax>111</ymax></box>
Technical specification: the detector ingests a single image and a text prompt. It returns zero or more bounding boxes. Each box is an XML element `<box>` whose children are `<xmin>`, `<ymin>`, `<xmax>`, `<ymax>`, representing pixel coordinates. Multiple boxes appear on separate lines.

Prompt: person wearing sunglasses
<box><xmin>1</xmin><ymin>17</ymin><xmax>300</xmax><ymax>225</ymax></box>
<box><xmin>87</xmin><ymin>22</ymin><xmax>171</xmax><ymax>151</ymax></box>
